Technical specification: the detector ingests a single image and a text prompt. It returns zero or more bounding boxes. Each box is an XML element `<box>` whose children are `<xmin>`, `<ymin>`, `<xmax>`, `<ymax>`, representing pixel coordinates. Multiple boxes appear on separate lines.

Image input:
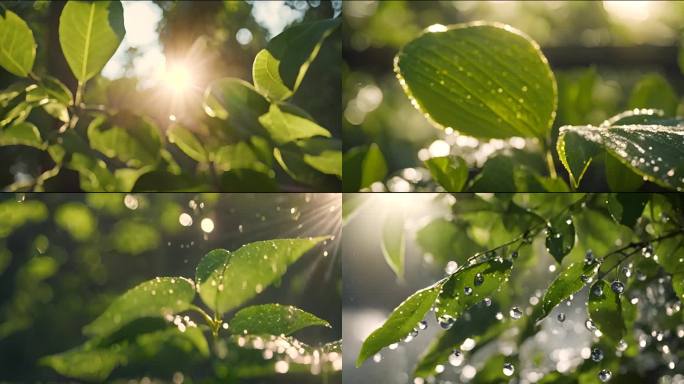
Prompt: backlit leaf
<box><xmin>258</xmin><ymin>103</ymin><xmax>331</xmax><ymax>144</ymax></box>
<box><xmin>0</xmin><ymin>10</ymin><xmax>36</xmax><ymax>77</ymax></box>
<box><xmin>424</xmin><ymin>156</ymin><xmax>468</xmax><ymax>192</ymax></box>
<box><xmin>87</xmin><ymin>113</ymin><xmax>162</xmax><ymax>168</ymax></box>
<box><xmin>0</xmin><ymin>121</ymin><xmax>44</xmax><ymax>149</ymax></box>
<box><xmin>229</xmin><ymin>304</ymin><xmax>330</xmax><ymax>336</ymax></box>
<box><xmin>381</xmin><ymin>210</ymin><xmax>405</xmax><ymax>279</ymax></box>
<box><xmin>538</xmin><ymin>261</ymin><xmax>599</xmax><ymax>322</ymax></box>
<box><xmin>587</xmin><ymin>280</ymin><xmax>625</xmax><ymax>343</ymax></box>
<box><xmin>167</xmin><ymin>125</ymin><xmax>207</xmax><ymax>163</ymax></box>
<box><xmin>545</xmin><ymin>214</ymin><xmax>575</xmax><ymax>264</ymax></box>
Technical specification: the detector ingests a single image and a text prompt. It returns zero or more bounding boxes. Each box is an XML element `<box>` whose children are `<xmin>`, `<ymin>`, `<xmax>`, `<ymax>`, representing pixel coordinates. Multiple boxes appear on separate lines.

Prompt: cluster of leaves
<box><xmin>40</xmin><ymin>236</ymin><xmax>339</xmax><ymax>381</ymax></box>
<box><xmin>0</xmin><ymin>1</ymin><xmax>341</xmax><ymax>192</ymax></box>
<box><xmin>356</xmin><ymin>193</ymin><xmax>684</xmax><ymax>382</ymax></box>
<box><xmin>344</xmin><ymin>21</ymin><xmax>684</xmax><ymax>192</ymax></box>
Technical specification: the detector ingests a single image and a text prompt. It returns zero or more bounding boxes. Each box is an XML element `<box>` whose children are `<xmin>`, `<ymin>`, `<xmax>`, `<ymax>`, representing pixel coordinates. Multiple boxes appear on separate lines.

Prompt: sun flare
<box><xmin>162</xmin><ymin>62</ymin><xmax>194</xmax><ymax>95</ymax></box>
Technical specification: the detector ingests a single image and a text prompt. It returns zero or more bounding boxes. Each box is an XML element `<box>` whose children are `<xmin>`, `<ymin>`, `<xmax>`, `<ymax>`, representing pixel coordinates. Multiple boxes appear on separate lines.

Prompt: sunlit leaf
<box><xmin>0</xmin><ymin>199</ymin><xmax>47</xmax><ymax>236</ymax></box>
<box><xmin>213</xmin><ymin>142</ymin><xmax>269</xmax><ymax>173</ymax></box>
<box><xmin>435</xmin><ymin>259</ymin><xmax>512</xmax><ymax>318</ymax></box>
<box><xmin>253</xmin><ymin>18</ymin><xmax>340</xmax><ymax>101</ymax></box>
<box><xmin>558</xmin><ymin>124</ymin><xmax>684</xmax><ymax>190</ymax></box>
<box><xmin>356</xmin><ymin>283</ymin><xmax>441</xmax><ymax>367</ymax></box>
<box><xmin>274</xmin><ymin>140</ymin><xmax>340</xmax><ymax>189</ymax></box>
<box><xmin>297</xmin><ymin>137</ymin><xmax>342</xmax><ymax>177</ymax></box>
<box><xmin>538</xmin><ymin>261</ymin><xmax>599</xmax><ymax>322</ymax></box>
<box><xmin>54</xmin><ymin>202</ymin><xmax>96</xmax><ymax>241</ymax></box>
<box><xmin>59</xmin><ymin>0</ymin><xmax>125</xmax><ymax>82</ymax></box>
<box><xmin>110</xmin><ymin>220</ymin><xmax>160</xmax><ymax>255</ymax></box>
<box><xmin>587</xmin><ymin>280</ymin><xmax>625</xmax><ymax>343</ymax></box>
<box><xmin>203</xmin><ymin>78</ymin><xmax>269</xmax><ymax>135</ymax></box>
<box><xmin>196</xmin><ymin>238</ymin><xmax>327</xmax><ymax>314</ymax></box>
<box><xmin>0</xmin><ymin>10</ymin><xmax>36</xmax><ymax>77</ymax></box>
<box><xmin>381</xmin><ymin>210</ymin><xmax>405</xmax><ymax>279</ymax></box>
<box><xmin>258</xmin><ymin>103</ymin><xmax>331</xmax><ymax>144</ymax></box>
<box><xmin>167</xmin><ymin>124</ymin><xmax>207</xmax><ymax>163</ymax></box>
<box><xmin>545</xmin><ymin>213</ymin><xmax>575</xmax><ymax>264</ymax></box>
<box><xmin>468</xmin><ymin>155</ymin><xmax>516</xmax><ymax>192</ymax></box>
<box><xmin>87</xmin><ymin>113</ymin><xmax>162</xmax><ymax>168</ymax></box>
<box><xmin>358</xmin><ymin>143</ymin><xmax>388</xmax><ymax>189</ymax></box>
<box><xmin>424</xmin><ymin>156</ymin><xmax>468</xmax><ymax>192</ymax></box>
<box><xmin>395</xmin><ymin>22</ymin><xmax>557</xmax><ymax>139</ymax></box>
<box><xmin>342</xmin><ymin>194</ymin><xmax>368</xmax><ymax>225</ymax></box>
<box><xmin>0</xmin><ymin>121</ymin><xmax>45</xmax><ymax>149</ymax></box>
<box><xmin>83</xmin><ymin>277</ymin><xmax>196</xmax><ymax>336</ymax></box>
<box><xmin>628</xmin><ymin>73</ymin><xmax>678</xmax><ymax>116</ymax></box>
<box><xmin>555</xmin><ymin>128</ymin><xmax>600</xmax><ymax>189</ymax></box>
<box><xmin>229</xmin><ymin>304</ymin><xmax>330</xmax><ymax>336</ymax></box>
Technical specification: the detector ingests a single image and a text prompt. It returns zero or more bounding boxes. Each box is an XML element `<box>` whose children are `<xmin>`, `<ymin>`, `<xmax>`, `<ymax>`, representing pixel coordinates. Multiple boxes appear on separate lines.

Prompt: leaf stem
<box><xmin>542</xmin><ymin>138</ymin><xmax>558</xmax><ymax>179</ymax></box>
<box><xmin>189</xmin><ymin>304</ymin><xmax>214</xmax><ymax>328</ymax></box>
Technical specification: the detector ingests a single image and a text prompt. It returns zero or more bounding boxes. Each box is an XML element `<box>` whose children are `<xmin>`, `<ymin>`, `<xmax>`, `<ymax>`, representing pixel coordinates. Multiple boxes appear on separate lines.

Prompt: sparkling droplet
<box><xmin>592</xmin><ymin>284</ymin><xmax>603</xmax><ymax>297</ymax></box>
<box><xmin>445</xmin><ymin>261</ymin><xmax>458</xmax><ymax>275</ymax></box>
<box><xmin>449</xmin><ymin>349</ymin><xmax>464</xmax><ymax>367</ymax></box>
<box><xmin>464</xmin><ymin>286</ymin><xmax>473</xmax><ymax>295</ymax></box>
<box><xmin>585</xmin><ymin>250</ymin><xmax>595</xmax><ymax>265</ymax></box>
<box><xmin>438</xmin><ymin>315</ymin><xmax>455</xmax><ymax>329</ymax></box>
<box><xmin>418</xmin><ymin>320</ymin><xmax>428</xmax><ymax>330</ymax></box>
<box><xmin>483</xmin><ymin>297</ymin><xmax>492</xmax><ymax>307</ymax></box>
<box><xmin>591</xmin><ymin>347</ymin><xmax>604</xmax><ymax>362</ymax></box>
<box><xmin>616</xmin><ymin>339</ymin><xmax>628</xmax><ymax>352</ymax></box>
<box><xmin>511</xmin><ymin>251</ymin><xmax>518</xmax><ymax>259</ymax></box>
<box><xmin>557</xmin><ymin>312</ymin><xmax>565</xmax><ymax>322</ymax></box>
<box><xmin>610</xmin><ymin>281</ymin><xmax>624</xmax><ymax>294</ymax></box>
<box><xmin>502</xmin><ymin>362</ymin><xmax>515</xmax><ymax>376</ymax></box>
<box><xmin>373</xmin><ymin>353</ymin><xmax>382</xmax><ymax>363</ymax></box>
<box><xmin>598</xmin><ymin>369</ymin><xmax>612</xmax><ymax>382</ymax></box>
<box><xmin>474</xmin><ymin>273</ymin><xmax>484</xmax><ymax>286</ymax></box>
<box><xmin>585</xmin><ymin>319</ymin><xmax>597</xmax><ymax>331</ymax></box>
<box><xmin>509</xmin><ymin>307</ymin><xmax>522</xmax><ymax>319</ymax></box>
<box><xmin>388</xmin><ymin>343</ymin><xmax>398</xmax><ymax>350</ymax></box>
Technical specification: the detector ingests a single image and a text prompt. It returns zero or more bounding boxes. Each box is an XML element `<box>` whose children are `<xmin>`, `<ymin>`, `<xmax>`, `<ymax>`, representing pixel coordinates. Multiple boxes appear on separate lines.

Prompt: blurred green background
<box><xmin>0</xmin><ymin>192</ymin><xmax>341</xmax><ymax>383</ymax></box>
<box><xmin>343</xmin><ymin>0</ymin><xmax>684</xmax><ymax>191</ymax></box>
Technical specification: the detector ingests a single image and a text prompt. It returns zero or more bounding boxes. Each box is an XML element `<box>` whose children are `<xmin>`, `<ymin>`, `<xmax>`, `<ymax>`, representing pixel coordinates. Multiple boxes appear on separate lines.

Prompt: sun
<box><xmin>162</xmin><ymin>61</ymin><xmax>194</xmax><ymax>95</ymax></box>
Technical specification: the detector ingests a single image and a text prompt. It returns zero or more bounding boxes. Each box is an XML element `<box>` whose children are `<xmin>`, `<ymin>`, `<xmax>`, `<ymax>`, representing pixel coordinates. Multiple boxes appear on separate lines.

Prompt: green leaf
<box><xmin>673</xmin><ymin>274</ymin><xmax>684</xmax><ymax>301</ymax></box>
<box><xmin>468</xmin><ymin>155</ymin><xmax>516</xmax><ymax>192</ymax></box>
<box><xmin>434</xmin><ymin>259</ymin><xmax>513</xmax><ymax>318</ymax></box>
<box><xmin>110</xmin><ymin>220</ymin><xmax>160</xmax><ymax>256</ymax></box>
<box><xmin>342</xmin><ymin>194</ymin><xmax>368</xmax><ymax>225</ymax></box>
<box><xmin>0</xmin><ymin>10</ymin><xmax>36</xmax><ymax>77</ymax></box>
<box><xmin>54</xmin><ymin>202</ymin><xmax>96</xmax><ymax>241</ymax></box>
<box><xmin>253</xmin><ymin>18</ymin><xmax>340</xmax><ymax>101</ymax></box>
<box><xmin>196</xmin><ymin>238</ymin><xmax>327</xmax><ymax>314</ymax></box>
<box><xmin>354</xmin><ymin>143</ymin><xmax>388</xmax><ymax>190</ymax></box>
<box><xmin>654</xmin><ymin>236</ymin><xmax>684</xmax><ymax>275</ymax></box>
<box><xmin>87</xmin><ymin>113</ymin><xmax>162</xmax><ymax>168</ymax></box>
<box><xmin>0</xmin><ymin>121</ymin><xmax>44</xmax><ymax>149</ymax></box>
<box><xmin>356</xmin><ymin>283</ymin><xmax>440</xmax><ymax>367</ymax></box>
<box><xmin>545</xmin><ymin>214</ymin><xmax>575</xmax><ymax>264</ymax></box>
<box><xmin>381</xmin><ymin>210</ymin><xmax>405</xmax><ymax>279</ymax></box>
<box><xmin>203</xmin><ymin>78</ymin><xmax>269</xmax><ymax>135</ymax></box>
<box><xmin>0</xmin><ymin>200</ymin><xmax>47</xmax><ymax>237</ymax></box>
<box><xmin>395</xmin><ymin>22</ymin><xmax>557</xmax><ymax>139</ymax></box>
<box><xmin>558</xmin><ymin>125</ymin><xmax>684</xmax><ymax>191</ymax></box>
<box><xmin>556</xmin><ymin>128</ymin><xmax>600</xmax><ymax>188</ymax></box>
<box><xmin>133</xmin><ymin>171</ymin><xmax>210</xmax><ymax>192</ymax></box>
<box><xmin>229</xmin><ymin>304</ymin><xmax>330</xmax><ymax>336</ymax></box>
<box><xmin>83</xmin><ymin>276</ymin><xmax>196</xmax><ymax>337</ymax></box>
<box><xmin>39</xmin><ymin>75</ymin><xmax>73</xmax><ymax>105</ymax></box>
<box><xmin>220</xmin><ymin>169</ymin><xmax>278</xmax><ymax>192</ymax></box>
<box><xmin>416</xmin><ymin>219</ymin><xmax>483</xmax><ymax>265</ymax></box>
<box><xmin>59</xmin><ymin>0</ymin><xmax>125</xmax><ymax>82</ymax></box>
<box><xmin>297</xmin><ymin>137</ymin><xmax>342</xmax><ymax>177</ymax></box>
<box><xmin>538</xmin><ymin>261</ymin><xmax>599</xmax><ymax>322</ymax></box>
<box><xmin>587</xmin><ymin>280</ymin><xmax>625</xmax><ymax>343</ymax></box>
<box><xmin>424</xmin><ymin>156</ymin><xmax>468</xmax><ymax>191</ymax></box>
<box><xmin>167</xmin><ymin>124</ymin><xmax>207</xmax><ymax>163</ymax></box>
<box><xmin>605</xmin><ymin>193</ymin><xmax>648</xmax><ymax>228</ymax></box>
<box><xmin>41</xmin><ymin>343</ymin><xmax>123</xmax><ymax>382</ymax></box>
<box><xmin>258</xmin><ymin>103</ymin><xmax>331</xmax><ymax>144</ymax></box>
<box><xmin>214</xmin><ymin>142</ymin><xmax>270</xmax><ymax>173</ymax></box>
<box><xmin>274</xmin><ymin>140</ymin><xmax>340</xmax><ymax>188</ymax></box>
<box><xmin>605</xmin><ymin>152</ymin><xmax>643</xmax><ymax>192</ymax></box>
<box><xmin>628</xmin><ymin>73</ymin><xmax>678</xmax><ymax>116</ymax></box>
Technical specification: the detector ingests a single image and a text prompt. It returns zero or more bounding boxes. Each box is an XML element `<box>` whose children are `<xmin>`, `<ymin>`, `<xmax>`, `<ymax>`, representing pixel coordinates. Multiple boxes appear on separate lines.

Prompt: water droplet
<box><xmin>417</xmin><ymin>320</ymin><xmax>428</xmax><ymax>330</ymax></box>
<box><xmin>509</xmin><ymin>307</ymin><xmax>522</xmax><ymax>319</ymax></box>
<box><xmin>483</xmin><ymin>297</ymin><xmax>492</xmax><ymax>307</ymax></box>
<box><xmin>521</xmin><ymin>86</ymin><xmax>528</xmax><ymax>92</ymax></box>
<box><xmin>591</xmin><ymin>347</ymin><xmax>604</xmax><ymax>362</ymax></box>
<box><xmin>438</xmin><ymin>315</ymin><xmax>455</xmax><ymax>329</ymax></box>
<box><xmin>200</xmin><ymin>218</ymin><xmax>215</xmax><ymax>233</ymax></box>
<box><xmin>585</xmin><ymin>250</ymin><xmax>595</xmax><ymax>265</ymax></box>
<box><xmin>464</xmin><ymin>286</ymin><xmax>473</xmax><ymax>295</ymax></box>
<box><xmin>610</xmin><ymin>281</ymin><xmax>624</xmax><ymax>294</ymax></box>
<box><xmin>445</xmin><ymin>261</ymin><xmax>458</xmax><ymax>275</ymax></box>
<box><xmin>449</xmin><ymin>349</ymin><xmax>464</xmax><ymax>367</ymax></box>
<box><xmin>616</xmin><ymin>339</ymin><xmax>628</xmax><ymax>352</ymax></box>
<box><xmin>591</xmin><ymin>284</ymin><xmax>603</xmax><ymax>297</ymax></box>
<box><xmin>511</xmin><ymin>251</ymin><xmax>518</xmax><ymax>259</ymax></box>
<box><xmin>557</xmin><ymin>312</ymin><xmax>565</xmax><ymax>322</ymax></box>
<box><xmin>636</xmin><ymin>271</ymin><xmax>647</xmax><ymax>281</ymax></box>
<box><xmin>502</xmin><ymin>362</ymin><xmax>515</xmax><ymax>376</ymax></box>
<box><xmin>474</xmin><ymin>273</ymin><xmax>484</xmax><ymax>286</ymax></box>
<box><xmin>388</xmin><ymin>343</ymin><xmax>398</xmax><ymax>350</ymax></box>
<box><xmin>585</xmin><ymin>319</ymin><xmax>597</xmax><ymax>331</ymax></box>
<box><xmin>179</xmin><ymin>213</ymin><xmax>193</xmax><ymax>226</ymax></box>
<box><xmin>598</xmin><ymin>369</ymin><xmax>612</xmax><ymax>382</ymax></box>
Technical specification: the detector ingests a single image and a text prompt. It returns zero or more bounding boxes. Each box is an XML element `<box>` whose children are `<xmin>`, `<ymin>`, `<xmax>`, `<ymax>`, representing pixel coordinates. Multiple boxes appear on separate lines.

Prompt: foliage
<box><xmin>355</xmin><ymin>193</ymin><xmax>684</xmax><ymax>383</ymax></box>
<box><xmin>0</xmin><ymin>1</ymin><xmax>341</xmax><ymax>192</ymax></box>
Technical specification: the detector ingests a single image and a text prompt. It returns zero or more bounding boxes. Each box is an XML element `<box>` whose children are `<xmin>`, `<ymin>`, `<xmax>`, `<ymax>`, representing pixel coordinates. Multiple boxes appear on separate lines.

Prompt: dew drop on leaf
<box><xmin>502</xmin><ymin>362</ymin><xmax>514</xmax><ymax>376</ymax></box>
<box><xmin>611</xmin><ymin>281</ymin><xmax>625</xmax><ymax>294</ymax></box>
<box><xmin>557</xmin><ymin>312</ymin><xmax>565</xmax><ymax>322</ymax></box>
<box><xmin>474</xmin><ymin>273</ymin><xmax>484</xmax><ymax>286</ymax></box>
<box><xmin>591</xmin><ymin>347</ymin><xmax>604</xmax><ymax>362</ymax></box>
<box><xmin>417</xmin><ymin>320</ymin><xmax>428</xmax><ymax>330</ymax></box>
<box><xmin>585</xmin><ymin>319</ymin><xmax>597</xmax><ymax>331</ymax></box>
<box><xmin>464</xmin><ymin>286</ymin><xmax>473</xmax><ymax>295</ymax></box>
<box><xmin>598</xmin><ymin>369</ymin><xmax>612</xmax><ymax>382</ymax></box>
<box><xmin>449</xmin><ymin>349</ymin><xmax>464</xmax><ymax>367</ymax></box>
<box><xmin>509</xmin><ymin>307</ymin><xmax>522</xmax><ymax>319</ymax></box>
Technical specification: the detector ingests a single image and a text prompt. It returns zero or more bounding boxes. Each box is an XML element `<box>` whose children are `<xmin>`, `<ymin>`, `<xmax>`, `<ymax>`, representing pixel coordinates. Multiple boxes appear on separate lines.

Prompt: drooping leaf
<box><xmin>83</xmin><ymin>277</ymin><xmax>196</xmax><ymax>336</ymax></box>
<box><xmin>0</xmin><ymin>10</ymin><xmax>36</xmax><ymax>77</ymax></box>
<box><xmin>628</xmin><ymin>73</ymin><xmax>678</xmax><ymax>116</ymax></box>
<box><xmin>356</xmin><ymin>283</ymin><xmax>441</xmax><ymax>367</ymax></box>
<box><xmin>59</xmin><ymin>0</ymin><xmax>125</xmax><ymax>82</ymax></box>
<box><xmin>587</xmin><ymin>280</ymin><xmax>625</xmax><ymax>343</ymax></box>
<box><xmin>87</xmin><ymin>113</ymin><xmax>162</xmax><ymax>168</ymax></box>
<box><xmin>167</xmin><ymin>125</ymin><xmax>207</xmax><ymax>163</ymax></box>
<box><xmin>253</xmin><ymin>18</ymin><xmax>340</xmax><ymax>101</ymax></box>
<box><xmin>424</xmin><ymin>156</ymin><xmax>468</xmax><ymax>191</ymax></box>
<box><xmin>555</xmin><ymin>128</ymin><xmax>600</xmax><ymax>188</ymax></box>
<box><xmin>381</xmin><ymin>210</ymin><xmax>405</xmax><ymax>279</ymax></box>
<box><xmin>545</xmin><ymin>214</ymin><xmax>575</xmax><ymax>264</ymax></box>
<box><xmin>434</xmin><ymin>259</ymin><xmax>513</xmax><ymax>319</ymax></box>
<box><xmin>258</xmin><ymin>103</ymin><xmax>331</xmax><ymax>144</ymax></box>
<box><xmin>557</xmin><ymin>125</ymin><xmax>684</xmax><ymax>190</ymax></box>
<box><xmin>538</xmin><ymin>261</ymin><xmax>599</xmax><ymax>322</ymax></box>
<box><xmin>229</xmin><ymin>304</ymin><xmax>330</xmax><ymax>336</ymax></box>
<box><xmin>395</xmin><ymin>22</ymin><xmax>557</xmax><ymax>139</ymax></box>
<box><xmin>196</xmin><ymin>238</ymin><xmax>327</xmax><ymax>314</ymax></box>
<box><xmin>0</xmin><ymin>121</ymin><xmax>44</xmax><ymax>149</ymax></box>
<box><xmin>203</xmin><ymin>78</ymin><xmax>269</xmax><ymax>135</ymax></box>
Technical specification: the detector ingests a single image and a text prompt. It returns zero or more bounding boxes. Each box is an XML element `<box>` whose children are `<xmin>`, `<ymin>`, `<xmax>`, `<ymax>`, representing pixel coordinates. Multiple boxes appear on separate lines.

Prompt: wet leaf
<box><xmin>605</xmin><ymin>152</ymin><xmax>643</xmax><ymax>192</ymax></box>
<box><xmin>555</xmin><ymin>128</ymin><xmax>600</xmax><ymax>188</ymax></box>
<box><xmin>395</xmin><ymin>22</ymin><xmax>556</xmax><ymax>139</ymax></box>
<box><xmin>83</xmin><ymin>277</ymin><xmax>196</xmax><ymax>337</ymax></box>
<box><xmin>545</xmin><ymin>214</ymin><xmax>575</xmax><ymax>264</ymax></box>
<box><xmin>558</xmin><ymin>124</ymin><xmax>684</xmax><ymax>190</ymax></box>
<box><xmin>59</xmin><ymin>0</ymin><xmax>125</xmax><ymax>81</ymax></box>
<box><xmin>416</xmin><ymin>218</ymin><xmax>482</xmax><ymax>265</ymax></box>
<box><xmin>253</xmin><ymin>18</ymin><xmax>340</xmax><ymax>101</ymax></box>
<box><xmin>435</xmin><ymin>259</ymin><xmax>513</xmax><ymax>319</ymax></box>
<box><xmin>196</xmin><ymin>238</ymin><xmax>327</xmax><ymax>314</ymax></box>
<box><xmin>0</xmin><ymin>10</ymin><xmax>36</xmax><ymax>77</ymax></box>
<box><xmin>587</xmin><ymin>280</ymin><xmax>625</xmax><ymax>343</ymax></box>
<box><xmin>356</xmin><ymin>284</ymin><xmax>440</xmax><ymax>367</ymax></box>
<box><xmin>538</xmin><ymin>261</ymin><xmax>599</xmax><ymax>322</ymax></box>
<box><xmin>381</xmin><ymin>210</ymin><xmax>405</xmax><ymax>279</ymax></box>
<box><xmin>229</xmin><ymin>304</ymin><xmax>330</xmax><ymax>336</ymax></box>
<box><xmin>424</xmin><ymin>156</ymin><xmax>468</xmax><ymax>192</ymax></box>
